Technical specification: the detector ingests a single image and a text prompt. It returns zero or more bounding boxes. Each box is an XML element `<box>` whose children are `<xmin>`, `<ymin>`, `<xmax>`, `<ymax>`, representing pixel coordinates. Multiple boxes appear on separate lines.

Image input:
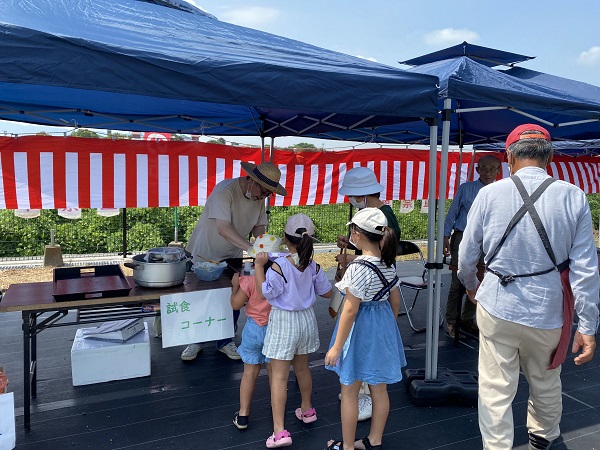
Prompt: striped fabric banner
<box><xmin>0</xmin><ymin>136</ymin><xmax>598</xmax><ymax>210</ymax></box>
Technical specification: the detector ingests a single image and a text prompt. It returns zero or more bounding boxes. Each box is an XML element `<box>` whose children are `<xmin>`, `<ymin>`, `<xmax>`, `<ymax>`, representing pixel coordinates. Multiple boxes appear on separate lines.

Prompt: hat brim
<box><xmin>338</xmin><ymin>183</ymin><xmax>384</xmax><ymax>196</ymax></box>
<box><xmin>241</xmin><ymin>162</ymin><xmax>287</xmax><ymax>196</ymax></box>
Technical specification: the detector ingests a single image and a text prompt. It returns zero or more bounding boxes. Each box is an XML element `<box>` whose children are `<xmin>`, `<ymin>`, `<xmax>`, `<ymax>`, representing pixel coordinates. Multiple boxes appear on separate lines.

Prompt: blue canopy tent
<box><xmin>390</xmin><ymin>42</ymin><xmax>600</xmax><ymax>389</ymax></box>
<box><xmin>0</xmin><ymin>1</ymin><xmax>445</xmax><ymax>426</ymax></box>
<box><xmin>0</xmin><ymin>0</ymin><xmax>439</xmax><ymax>141</ymax></box>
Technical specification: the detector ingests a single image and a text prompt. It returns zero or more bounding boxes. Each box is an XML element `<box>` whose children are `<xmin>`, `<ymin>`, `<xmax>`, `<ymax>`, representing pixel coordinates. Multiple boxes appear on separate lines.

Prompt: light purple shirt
<box><xmin>262</xmin><ymin>257</ymin><xmax>332</xmax><ymax>311</ymax></box>
<box><xmin>458</xmin><ymin>166</ymin><xmax>599</xmax><ymax>335</ymax></box>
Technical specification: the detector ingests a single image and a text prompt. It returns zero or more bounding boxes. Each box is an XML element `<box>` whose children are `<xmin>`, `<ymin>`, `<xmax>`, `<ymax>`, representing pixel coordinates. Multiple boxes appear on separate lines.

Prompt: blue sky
<box><xmin>3</xmin><ymin>0</ymin><xmax>600</xmax><ymax>149</ymax></box>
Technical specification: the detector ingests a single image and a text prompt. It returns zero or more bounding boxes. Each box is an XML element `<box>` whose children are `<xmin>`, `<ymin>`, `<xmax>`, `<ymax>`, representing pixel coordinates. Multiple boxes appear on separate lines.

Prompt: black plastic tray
<box><xmin>53</xmin><ymin>265</ymin><xmax>131</xmax><ymax>302</ymax></box>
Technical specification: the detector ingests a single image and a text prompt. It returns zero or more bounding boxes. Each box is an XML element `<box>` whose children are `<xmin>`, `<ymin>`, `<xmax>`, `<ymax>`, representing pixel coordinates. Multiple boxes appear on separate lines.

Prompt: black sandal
<box><xmin>325</xmin><ymin>439</ymin><xmax>343</xmax><ymax>450</ymax></box>
<box><xmin>357</xmin><ymin>436</ymin><xmax>382</xmax><ymax>450</ymax></box>
<box><xmin>233</xmin><ymin>411</ymin><xmax>248</xmax><ymax>429</ymax></box>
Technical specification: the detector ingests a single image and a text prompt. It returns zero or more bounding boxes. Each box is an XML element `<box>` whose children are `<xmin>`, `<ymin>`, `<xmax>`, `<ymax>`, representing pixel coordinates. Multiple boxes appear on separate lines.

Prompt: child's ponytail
<box><xmin>285</xmin><ymin>230</ymin><xmax>314</xmax><ymax>271</ymax></box>
<box><xmin>380</xmin><ymin>227</ymin><xmax>397</xmax><ymax>267</ymax></box>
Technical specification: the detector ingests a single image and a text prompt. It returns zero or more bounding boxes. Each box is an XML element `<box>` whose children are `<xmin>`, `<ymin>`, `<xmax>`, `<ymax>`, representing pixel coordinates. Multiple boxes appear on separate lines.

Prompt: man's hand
<box><xmin>337</xmin><ymin>235</ymin><xmax>349</xmax><ymax>249</ymax></box>
<box><xmin>335</xmin><ymin>253</ymin><xmax>357</xmax><ymax>265</ymax></box>
<box><xmin>572</xmin><ymin>330</ymin><xmax>596</xmax><ymax>365</ymax></box>
<box><xmin>466</xmin><ymin>287</ymin><xmax>478</xmax><ymax>304</ymax></box>
<box><xmin>443</xmin><ymin>236</ymin><xmax>451</xmax><ymax>256</ymax></box>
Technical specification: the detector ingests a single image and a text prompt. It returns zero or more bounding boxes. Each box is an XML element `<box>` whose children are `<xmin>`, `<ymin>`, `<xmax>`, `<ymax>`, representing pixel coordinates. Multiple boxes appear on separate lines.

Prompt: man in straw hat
<box><xmin>458</xmin><ymin>124</ymin><xmax>599</xmax><ymax>450</ymax></box>
<box><xmin>183</xmin><ymin>161</ymin><xmax>287</xmax><ymax>361</ymax></box>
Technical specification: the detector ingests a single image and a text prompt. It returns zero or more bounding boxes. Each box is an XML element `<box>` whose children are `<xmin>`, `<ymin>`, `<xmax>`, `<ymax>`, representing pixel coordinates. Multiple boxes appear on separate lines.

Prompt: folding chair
<box><xmin>396</xmin><ymin>240</ymin><xmax>443</xmax><ymax>332</ymax></box>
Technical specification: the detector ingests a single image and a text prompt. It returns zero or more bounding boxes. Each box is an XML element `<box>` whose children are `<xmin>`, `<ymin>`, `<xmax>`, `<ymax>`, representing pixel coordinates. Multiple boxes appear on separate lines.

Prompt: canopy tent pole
<box><xmin>121</xmin><ymin>208</ymin><xmax>127</xmax><ymax>258</ymax></box>
<box><xmin>424</xmin><ymin>119</ymin><xmax>439</xmax><ymax>379</ymax></box>
<box><xmin>406</xmin><ymin>99</ymin><xmax>478</xmax><ymax>406</ymax></box>
<box><xmin>173</xmin><ymin>207</ymin><xmax>179</xmax><ymax>242</ymax></box>
<box><xmin>432</xmin><ymin>98</ymin><xmax>452</xmax><ymax>375</ymax></box>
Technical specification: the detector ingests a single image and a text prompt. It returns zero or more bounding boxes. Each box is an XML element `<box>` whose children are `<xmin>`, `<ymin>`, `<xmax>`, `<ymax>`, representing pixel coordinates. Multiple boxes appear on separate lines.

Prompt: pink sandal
<box><xmin>266</xmin><ymin>430</ymin><xmax>292</xmax><ymax>448</ymax></box>
<box><xmin>295</xmin><ymin>407</ymin><xmax>317</xmax><ymax>423</ymax></box>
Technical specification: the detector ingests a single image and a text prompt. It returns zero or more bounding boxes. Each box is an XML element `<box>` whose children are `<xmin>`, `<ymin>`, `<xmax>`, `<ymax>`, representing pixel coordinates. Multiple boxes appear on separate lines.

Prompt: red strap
<box><xmin>548</xmin><ymin>268</ymin><xmax>575</xmax><ymax>370</ymax></box>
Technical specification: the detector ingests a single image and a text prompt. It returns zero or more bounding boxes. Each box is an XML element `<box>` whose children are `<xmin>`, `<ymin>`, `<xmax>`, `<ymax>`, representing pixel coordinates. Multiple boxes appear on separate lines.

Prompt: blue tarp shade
<box><xmin>399</xmin><ymin>41</ymin><xmax>534</xmax><ymax>68</ymax></box>
<box><xmin>0</xmin><ymin>0</ymin><xmax>438</xmax><ymax>140</ymax></box>
<box><xmin>359</xmin><ymin>48</ymin><xmax>600</xmax><ymax>147</ymax></box>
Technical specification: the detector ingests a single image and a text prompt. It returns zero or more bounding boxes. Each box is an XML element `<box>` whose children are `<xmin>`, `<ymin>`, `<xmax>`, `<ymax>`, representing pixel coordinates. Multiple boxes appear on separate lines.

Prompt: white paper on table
<box><xmin>160</xmin><ymin>288</ymin><xmax>233</xmax><ymax>348</ymax></box>
<box><xmin>0</xmin><ymin>392</ymin><xmax>16</xmax><ymax>450</ymax></box>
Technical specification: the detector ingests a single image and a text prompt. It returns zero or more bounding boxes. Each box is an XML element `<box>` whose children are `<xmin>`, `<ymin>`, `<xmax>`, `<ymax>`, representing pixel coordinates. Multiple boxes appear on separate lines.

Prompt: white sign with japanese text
<box><xmin>160</xmin><ymin>288</ymin><xmax>234</xmax><ymax>348</ymax></box>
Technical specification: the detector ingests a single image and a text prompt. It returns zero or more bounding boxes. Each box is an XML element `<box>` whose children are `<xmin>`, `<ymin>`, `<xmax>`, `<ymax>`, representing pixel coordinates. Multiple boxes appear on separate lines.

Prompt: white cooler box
<box><xmin>71</xmin><ymin>323</ymin><xmax>151</xmax><ymax>386</ymax></box>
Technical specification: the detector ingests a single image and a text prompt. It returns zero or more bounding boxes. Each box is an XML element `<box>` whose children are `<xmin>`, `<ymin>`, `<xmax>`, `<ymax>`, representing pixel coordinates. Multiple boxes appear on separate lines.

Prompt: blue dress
<box><xmin>325</xmin><ymin>256</ymin><xmax>406</xmax><ymax>385</ymax></box>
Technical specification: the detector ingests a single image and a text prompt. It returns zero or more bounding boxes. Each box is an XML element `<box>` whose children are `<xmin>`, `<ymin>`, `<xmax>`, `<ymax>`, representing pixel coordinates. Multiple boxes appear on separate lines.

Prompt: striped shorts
<box><xmin>262</xmin><ymin>306</ymin><xmax>319</xmax><ymax>360</ymax></box>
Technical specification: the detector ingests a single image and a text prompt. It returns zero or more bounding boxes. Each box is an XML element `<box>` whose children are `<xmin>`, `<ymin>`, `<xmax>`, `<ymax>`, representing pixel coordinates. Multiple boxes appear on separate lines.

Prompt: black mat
<box><xmin>1</xmin><ymin>263</ymin><xmax>598</xmax><ymax>449</ymax></box>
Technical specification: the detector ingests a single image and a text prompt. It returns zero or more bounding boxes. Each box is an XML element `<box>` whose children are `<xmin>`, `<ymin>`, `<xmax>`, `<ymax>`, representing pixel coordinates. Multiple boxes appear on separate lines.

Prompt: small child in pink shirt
<box><xmin>230</xmin><ymin>271</ymin><xmax>272</xmax><ymax>430</ymax></box>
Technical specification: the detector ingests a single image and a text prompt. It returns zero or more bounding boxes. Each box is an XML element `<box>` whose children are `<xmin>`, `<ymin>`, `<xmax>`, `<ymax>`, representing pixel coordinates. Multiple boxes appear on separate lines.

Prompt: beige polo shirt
<box><xmin>186</xmin><ymin>178</ymin><xmax>267</xmax><ymax>262</ymax></box>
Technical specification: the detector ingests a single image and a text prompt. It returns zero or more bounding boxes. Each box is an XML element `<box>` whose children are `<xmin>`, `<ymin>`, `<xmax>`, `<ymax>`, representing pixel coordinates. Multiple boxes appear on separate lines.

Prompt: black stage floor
<box><xmin>1</xmin><ymin>263</ymin><xmax>599</xmax><ymax>449</ymax></box>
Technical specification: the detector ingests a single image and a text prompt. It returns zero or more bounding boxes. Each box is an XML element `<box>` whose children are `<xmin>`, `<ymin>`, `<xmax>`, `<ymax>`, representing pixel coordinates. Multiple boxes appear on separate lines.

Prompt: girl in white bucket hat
<box><xmin>336</xmin><ymin>167</ymin><xmax>401</xmax><ymax>267</ymax></box>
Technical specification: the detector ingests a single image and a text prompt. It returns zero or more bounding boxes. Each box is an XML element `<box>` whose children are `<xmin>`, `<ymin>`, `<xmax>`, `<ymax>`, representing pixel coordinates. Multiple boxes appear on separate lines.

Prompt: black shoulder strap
<box><xmin>511</xmin><ymin>176</ymin><xmax>558</xmax><ymax>266</ymax></box>
<box><xmin>270</xmin><ymin>262</ymin><xmax>287</xmax><ymax>283</ymax></box>
<box><xmin>349</xmin><ymin>259</ymin><xmax>399</xmax><ymax>302</ymax></box>
<box><xmin>487</xmin><ymin>176</ymin><xmax>556</xmax><ymax>266</ymax></box>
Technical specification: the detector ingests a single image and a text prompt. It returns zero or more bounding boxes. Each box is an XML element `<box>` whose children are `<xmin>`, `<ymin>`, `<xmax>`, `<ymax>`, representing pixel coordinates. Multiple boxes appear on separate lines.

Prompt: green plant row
<box><xmin>1</xmin><ymin>196</ymin><xmax>598</xmax><ymax>257</ymax></box>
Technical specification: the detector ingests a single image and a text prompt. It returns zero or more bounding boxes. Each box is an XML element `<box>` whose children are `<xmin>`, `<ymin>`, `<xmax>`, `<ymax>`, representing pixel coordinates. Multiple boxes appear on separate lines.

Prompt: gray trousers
<box><xmin>444</xmin><ymin>230</ymin><xmax>477</xmax><ymax>324</ymax></box>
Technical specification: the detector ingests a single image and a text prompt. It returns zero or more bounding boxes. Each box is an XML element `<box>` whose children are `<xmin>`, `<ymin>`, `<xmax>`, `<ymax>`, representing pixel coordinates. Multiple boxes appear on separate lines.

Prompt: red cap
<box><xmin>505</xmin><ymin>124</ymin><xmax>551</xmax><ymax>150</ymax></box>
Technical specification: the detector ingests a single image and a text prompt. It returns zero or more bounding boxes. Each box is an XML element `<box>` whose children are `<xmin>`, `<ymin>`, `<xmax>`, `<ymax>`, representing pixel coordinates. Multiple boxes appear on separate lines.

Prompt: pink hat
<box><xmin>505</xmin><ymin>124</ymin><xmax>551</xmax><ymax>150</ymax></box>
<box><xmin>285</xmin><ymin>213</ymin><xmax>315</xmax><ymax>238</ymax></box>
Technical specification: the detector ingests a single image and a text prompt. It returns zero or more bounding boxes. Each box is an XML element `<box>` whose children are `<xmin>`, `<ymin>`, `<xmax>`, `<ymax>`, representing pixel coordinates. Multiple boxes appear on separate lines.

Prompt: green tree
<box><xmin>108</xmin><ymin>132</ymin><xmax>132</xmax><ymax>140</ymax></box>
<box><xmin>208</xmin><ymin>137</ymin><xmax>226</xmax><ymax>145</ymax></box>
<box><xmin>171</xmin><ymin>134</ymin><xmax>185</xmax><ymax>141</ymax></box>
<box><xmin>70</xmin><ymin>129</ymin><xmax>100</xmax><ymax>138</ymax></box>
<box><xmin>286</xmin><ymin>142</ymin><xmax>317</xmax><ymax>149</ymax></box>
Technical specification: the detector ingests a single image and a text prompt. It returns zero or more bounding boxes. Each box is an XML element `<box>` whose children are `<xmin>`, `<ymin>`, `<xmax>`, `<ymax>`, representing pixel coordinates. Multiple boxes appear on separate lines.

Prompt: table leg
<box><xmin>31</xmin><ymin>313</ymin><xmax>37</xmax><ymax>398</ymax></box>
<box><xmin>22</xmin><ymin>311</ymin><xmax>31</xmax><ymax>431</ymax></box>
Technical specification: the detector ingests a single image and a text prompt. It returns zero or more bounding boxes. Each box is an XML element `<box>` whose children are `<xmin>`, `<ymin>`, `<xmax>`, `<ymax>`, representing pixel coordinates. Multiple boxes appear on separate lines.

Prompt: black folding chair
<box><xmin>396</xmin><ymin>240</ymin><xmax>443</xmax><ymax>332</ymax></box>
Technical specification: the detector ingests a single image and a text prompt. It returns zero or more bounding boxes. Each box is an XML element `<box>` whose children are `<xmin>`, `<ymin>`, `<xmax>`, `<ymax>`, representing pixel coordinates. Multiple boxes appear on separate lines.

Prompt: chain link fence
<box><xmin>0</xmin><ymin>201</ymin><xmax>433</xmax><ymax>259</ymax></box>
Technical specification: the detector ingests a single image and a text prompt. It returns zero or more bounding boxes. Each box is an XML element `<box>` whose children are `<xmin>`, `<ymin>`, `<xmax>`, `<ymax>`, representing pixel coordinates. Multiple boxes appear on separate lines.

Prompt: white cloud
<box><xmin>219</xmin><ymin>6</ymin><xmax>281</xmax><ymax>28</ymax></box>
<box><xmin>424</xmin><ymin>28</ymin><xmax>479</xmax><ymax>46</ymax></box>
<box><xmin>578</xmin><ymin>46</ymin><xmax>600</xmax><ymax>66</ymax></box>
<box><xmin>356</xmin><ymin>55</ymin><xmax>378</xmax><ymax>63</ymax></box>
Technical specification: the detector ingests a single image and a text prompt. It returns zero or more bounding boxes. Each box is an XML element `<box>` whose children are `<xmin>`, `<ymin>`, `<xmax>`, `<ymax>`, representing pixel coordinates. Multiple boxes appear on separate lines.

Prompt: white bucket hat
<box><xmin>347</xmin><ymin>207</ymin><xmax>388</xmax><ymax>235</ymax></box>
<box><xmin>338</xmin><ymin>167</ymin><xmax>384</xmax><ymax>196</ymax></box>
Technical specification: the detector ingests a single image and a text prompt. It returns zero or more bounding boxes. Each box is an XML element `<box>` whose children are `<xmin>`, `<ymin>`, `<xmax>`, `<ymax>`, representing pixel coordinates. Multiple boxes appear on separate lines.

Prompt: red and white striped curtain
<box><xmin>0</xmin><ymin>136</ymin><xmax>598</xmax><ymax>210</ymax></box>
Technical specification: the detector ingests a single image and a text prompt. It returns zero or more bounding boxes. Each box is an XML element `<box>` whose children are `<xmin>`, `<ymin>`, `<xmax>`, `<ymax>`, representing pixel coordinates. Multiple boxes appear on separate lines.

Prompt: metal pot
<box><xmin>124</xmin><ymin>254</ymin><xmax>191</xmax><ymax>288</ymax></box>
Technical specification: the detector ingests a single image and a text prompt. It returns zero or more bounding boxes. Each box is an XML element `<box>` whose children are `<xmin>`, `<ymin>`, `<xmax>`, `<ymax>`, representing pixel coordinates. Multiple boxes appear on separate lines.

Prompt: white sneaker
<box><xmin>357</xmin><ymin>393</ymin><xmax>372</xmax><ymax>421</ymax></box>
<box><xmin>218</xmin><ymin>342</ymin><xmax>241</xmax><ymax>360</ymax></box>
<box><xmin>181</xmin><ymin>343</ymin><xmax>203</xmax><ymax>361</ymax></box>
<box><xmin>336</xmin><ymin>392</ymin><xmax>372</xmax><ymax>421</ymax></box>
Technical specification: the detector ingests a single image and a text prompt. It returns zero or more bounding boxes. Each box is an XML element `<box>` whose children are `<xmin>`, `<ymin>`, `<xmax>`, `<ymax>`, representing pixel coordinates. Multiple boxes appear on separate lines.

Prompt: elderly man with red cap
<box><xmin>458</xmin><ymin>124</ymin><xmax>599</xmax><ymax>450</ymax></box>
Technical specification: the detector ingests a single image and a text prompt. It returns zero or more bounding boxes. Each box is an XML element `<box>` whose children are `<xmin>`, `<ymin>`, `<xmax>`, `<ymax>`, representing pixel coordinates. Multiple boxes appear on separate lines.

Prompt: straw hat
<box><xmin>240</xmin><ymin>162</ymin><xmax>287</xmax><ymax>196</ymax></box>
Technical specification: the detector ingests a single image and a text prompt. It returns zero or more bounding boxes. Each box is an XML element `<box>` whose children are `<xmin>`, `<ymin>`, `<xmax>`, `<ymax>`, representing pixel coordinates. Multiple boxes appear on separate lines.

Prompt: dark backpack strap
<box><xmin>349</xmin><ymin>259</ymin><xmax>399</xmax><ymax>302</ymax></box>
<box><xmin>487</xmin><ymin>176</ymin><xmax>556</xmax><ymax>266</ymax></box>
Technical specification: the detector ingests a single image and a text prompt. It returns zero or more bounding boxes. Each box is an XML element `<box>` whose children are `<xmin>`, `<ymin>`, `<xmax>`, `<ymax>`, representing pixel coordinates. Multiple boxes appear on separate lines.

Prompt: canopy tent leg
<box><xmin>121</xmin><ymin>208</ymin><xmax>127</xmax><ymax>258</ymax></box>
<box><xmin>404</xmin><ymin>99</ymin><xmax>478</xmax><ymax>406</ymax></box>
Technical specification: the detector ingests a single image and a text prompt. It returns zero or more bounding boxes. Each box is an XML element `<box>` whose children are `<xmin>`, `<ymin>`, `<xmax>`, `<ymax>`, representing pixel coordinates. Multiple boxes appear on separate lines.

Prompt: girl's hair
<box><xmin>284</xmin><ymin>230</ymin><xmax>313</xmax><ymax>271</ymax></box>
<box><xmin>353</xmin><ymin>224</ymin><xmax>397</xmax><ymax>267</ymax></box>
